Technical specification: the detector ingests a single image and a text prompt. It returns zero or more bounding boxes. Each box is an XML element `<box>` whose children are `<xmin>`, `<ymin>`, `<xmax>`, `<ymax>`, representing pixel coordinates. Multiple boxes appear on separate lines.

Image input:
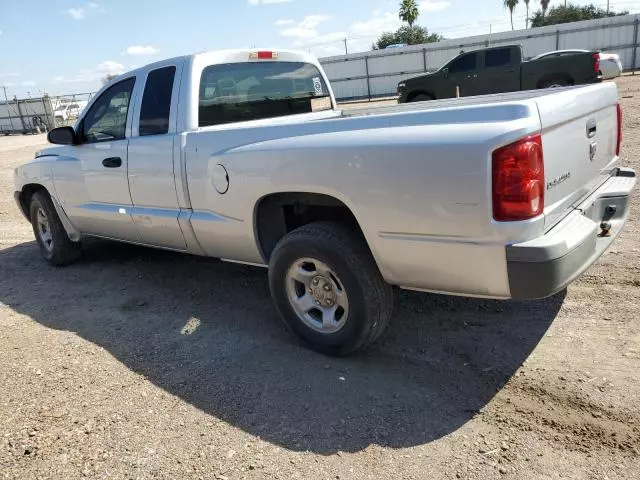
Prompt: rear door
<box><xmin>127</xmin><ymin>63</ymin><xmax>186</xmax><ymax>250</ymax></box>
<box><xmin>481</xmin><ymin>47</ymin><xmax>520</xmax><ymax>94</ymax></box>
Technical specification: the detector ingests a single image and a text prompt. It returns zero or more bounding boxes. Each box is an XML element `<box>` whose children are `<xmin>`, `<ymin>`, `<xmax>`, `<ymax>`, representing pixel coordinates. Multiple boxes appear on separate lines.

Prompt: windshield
<box><xmin>199</xmin><ymin>61</ymin><xmax>331</xmax><ymax>127</ymax></box>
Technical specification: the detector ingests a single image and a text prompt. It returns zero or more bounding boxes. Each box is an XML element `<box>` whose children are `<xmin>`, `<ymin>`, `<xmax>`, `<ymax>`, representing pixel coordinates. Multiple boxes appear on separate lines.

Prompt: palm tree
<box><xmin>399</xmin><ymin>0</ymin><xmax>420</xmax><ymax>27</ymax></box>
<box><xmin>504</xmin><ymin>0</ymin><xmax>519</xmax><ymax>30</ymax></box>
<box><xmin>540</xmin><ymin>0</ymin><xmax>550</xmax><ymax>17</ymax></box>
<box><xmin>524</xmin><ymin>0</ymin><xmax>530</xmax><ymax>27</ymax></box>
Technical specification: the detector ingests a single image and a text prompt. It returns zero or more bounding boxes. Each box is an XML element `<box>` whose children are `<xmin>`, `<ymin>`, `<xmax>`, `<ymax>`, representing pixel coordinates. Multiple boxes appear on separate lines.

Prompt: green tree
<box><xmin>524</xmin><ymin>0</ymin><xmax>530</xmax><ymax>27</ymax></box>
<box><xmin>530</xmin><ymin>3</ymin><xmax>628</xmax><ymax>27</ymax></box>
<box><xmin>399</xmin><ymin>0</ymin><xmax>420</xmax><ymax>27</ymax></box>
<box><xmin>372</xmin><ymin>25</ymin><xmax>443</xmax><ymax>50</ymax></box>
<box><xmin>540</xmin><ymin>0</ymin><xmax>550</xmax><ymax>18</ymax></box>
<box><xmin>504</xmin><ymin>0</ymin><xmax>519</xmax><ymax>30</ymax></box>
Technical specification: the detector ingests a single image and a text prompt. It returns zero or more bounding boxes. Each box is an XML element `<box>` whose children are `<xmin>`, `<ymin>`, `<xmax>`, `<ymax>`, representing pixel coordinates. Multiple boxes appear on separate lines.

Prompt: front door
<box><xmin>447</xmin><ymin>52</ymin><xmax>482</xmax><ymax>97</ymax></box>
<box><xmin>59</xmin><ymin>77</ymin><xmax>141</xmax><ymax>242</ymax></box>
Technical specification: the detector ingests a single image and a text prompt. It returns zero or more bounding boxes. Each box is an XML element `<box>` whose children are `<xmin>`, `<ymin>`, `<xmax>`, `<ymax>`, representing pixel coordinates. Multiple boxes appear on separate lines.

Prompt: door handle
<box><xmin>586</xmin><ymin>118</ymin><xmax>597</xmax><ymax>138</ymax></box>
<box><xmin>102</xmin><ymin>157</ymin><xmax>122</xmax><ymax>168</ymax></box>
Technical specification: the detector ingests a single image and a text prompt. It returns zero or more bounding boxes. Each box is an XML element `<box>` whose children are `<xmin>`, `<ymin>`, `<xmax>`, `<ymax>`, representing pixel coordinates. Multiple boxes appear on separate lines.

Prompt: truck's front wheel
<box><xmin>268</xmin><ymin>222</ymin><xmax>393</xmax><ymax>356</ymax></box>
<box><xmin>29</xmin><ymin>190</ymin><xmax>81</xmax><ymax>266</ymax></box>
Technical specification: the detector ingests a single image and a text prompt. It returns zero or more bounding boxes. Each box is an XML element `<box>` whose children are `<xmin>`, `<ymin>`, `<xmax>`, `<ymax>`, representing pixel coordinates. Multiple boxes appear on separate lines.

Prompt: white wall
<box><xmin>320</xmin><ymin>14</ymin><xmax>640</xmax><ymax>100</ymax></box>
<box><xmin>0</xmin><ymin>97</ymin><xmax>54</xmax><ymax>132</ymax></box>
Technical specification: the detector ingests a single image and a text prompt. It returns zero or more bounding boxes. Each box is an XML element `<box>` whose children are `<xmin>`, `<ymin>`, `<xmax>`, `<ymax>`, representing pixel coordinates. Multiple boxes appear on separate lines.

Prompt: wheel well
<box><xmin>255</xmin><ymin>192</ymin><xmax>365</xmax><ymax>261</ymax></box>
<box><xmin>18</xmin><ymin>184</ymin><xmax>48</xmax><ymax>221</ymax></box>
<box><xmin>537</xmin><ymin>73</ymin><xmax>574</xmax><ymax>88</ymax></box>
<box><xmin>407</xmin><ymin>90</ymin><xmax>434</xmax><ymax>102</ymax></box>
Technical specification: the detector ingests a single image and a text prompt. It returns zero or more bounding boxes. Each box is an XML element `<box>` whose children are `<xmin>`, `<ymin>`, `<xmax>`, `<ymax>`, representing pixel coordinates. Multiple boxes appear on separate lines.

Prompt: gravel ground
<box><xmin>1</xmin><ymin>77</ymin><xmax>639</xmax><ymax>480</ymax></box>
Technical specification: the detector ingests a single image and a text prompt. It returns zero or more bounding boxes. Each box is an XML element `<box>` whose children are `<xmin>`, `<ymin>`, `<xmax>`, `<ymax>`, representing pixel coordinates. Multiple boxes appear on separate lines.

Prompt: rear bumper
<box><xmin>506</xmin><ymin>168</ymin><xmax>636</xmax><ymax>299</ymax></box>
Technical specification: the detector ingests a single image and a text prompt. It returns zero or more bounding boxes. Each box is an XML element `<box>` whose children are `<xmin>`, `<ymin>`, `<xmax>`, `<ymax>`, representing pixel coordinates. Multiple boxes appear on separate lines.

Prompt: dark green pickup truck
<box><xmin>397</xmin><ymin>45</ymin><xmax>602</xmax><ymax>103</ymax></box>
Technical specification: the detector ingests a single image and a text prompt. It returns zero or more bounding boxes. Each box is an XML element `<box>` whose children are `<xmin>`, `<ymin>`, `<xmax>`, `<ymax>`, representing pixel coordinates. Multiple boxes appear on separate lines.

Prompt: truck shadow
<box><xmin>0</xmin><ymin>240</ymin><xmax>565</xmax><ymax>454</ymax></box>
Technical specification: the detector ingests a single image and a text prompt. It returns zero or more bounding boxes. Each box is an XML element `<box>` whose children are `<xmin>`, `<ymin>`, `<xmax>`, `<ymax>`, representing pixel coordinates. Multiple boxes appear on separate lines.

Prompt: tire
<box><xmin>540</xmin><ymin>78</ymin><xmax>570</xmax><ymax>89</ymax></box>
<box><xmin>410</xmin><ymin>93</ymin><xmax>433</xmax><ymax>102</ymax></box>
<box><xmin>268</xmin><ymin>222</ymin><xmax>394</xmax><ymax>356</ymax></box>
<box><xmin>29</xmin><ymin>190</ymin><xmax>82</xmax><ymax>266</ymax></box>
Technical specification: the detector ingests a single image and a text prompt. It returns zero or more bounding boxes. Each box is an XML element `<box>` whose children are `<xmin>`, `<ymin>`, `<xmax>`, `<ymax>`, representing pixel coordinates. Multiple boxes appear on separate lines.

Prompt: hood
<box><xmin>35</xmin><ymin>145</ymin><xmax>66</xmax><ymax>158</ymax></box>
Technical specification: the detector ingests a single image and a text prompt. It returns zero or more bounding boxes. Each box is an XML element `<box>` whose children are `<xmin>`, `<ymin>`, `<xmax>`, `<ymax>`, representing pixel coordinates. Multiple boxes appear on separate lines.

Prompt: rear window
<box><xmin>485</xmin><ymin>48</ymin><xmax>511</xmax><ymax>68</ymax></box>
<box><xmin>199</xmin><ymin>62</ymin><xmax>331</xmax><ymax>127</ymax></box>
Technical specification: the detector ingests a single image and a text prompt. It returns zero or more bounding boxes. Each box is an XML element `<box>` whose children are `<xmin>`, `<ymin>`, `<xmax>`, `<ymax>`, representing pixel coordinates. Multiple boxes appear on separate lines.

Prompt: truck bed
<box><xmin>341</xmin><ymin>87</ymin><xmax>587</xmax><ymax>118</ymax></box>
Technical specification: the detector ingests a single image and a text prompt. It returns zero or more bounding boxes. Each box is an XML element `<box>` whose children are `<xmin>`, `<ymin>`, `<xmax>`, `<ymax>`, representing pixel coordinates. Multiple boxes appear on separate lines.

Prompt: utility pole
<box><xmin>343</xmin><ymin>37</ymin><xmax>348</xmax><ymax>56</ymax></box>
<box><xmin>2</xmin><ymin>86</ymin><xmax>14</xmax><ymax>132</ymax></box>
<box><xmin>607</xmin><ymin>0</ymin><xmax>610</xmax><ymax>14</ymax></box>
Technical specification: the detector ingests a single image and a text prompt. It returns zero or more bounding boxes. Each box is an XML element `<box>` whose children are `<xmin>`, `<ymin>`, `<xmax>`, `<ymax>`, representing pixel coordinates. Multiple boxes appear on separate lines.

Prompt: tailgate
<box><xmin>535</xmin><ymin>82</ymin><xmax>620</xmax><ymax>230</ymax></box>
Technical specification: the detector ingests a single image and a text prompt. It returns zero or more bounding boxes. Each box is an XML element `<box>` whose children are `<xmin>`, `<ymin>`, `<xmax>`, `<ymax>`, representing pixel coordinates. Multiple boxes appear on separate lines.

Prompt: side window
<box><xmin>449</xmin><ymin>53</ymin><xmax>477</xmax><ymax>73</ymax></box>
<box><xmin>485</xmin><ymin>48</ymin><xmax>512</xmax><ymax>68</ymax></box>
<box><xmin>139</xmin><ymin>66</ymin><xmax>176</xmax><ymax>136</ymax></box>
<box><xmin>82</xmin><ymin>78</ymin><xmax>135</xmax><ymax>143</ymax></box>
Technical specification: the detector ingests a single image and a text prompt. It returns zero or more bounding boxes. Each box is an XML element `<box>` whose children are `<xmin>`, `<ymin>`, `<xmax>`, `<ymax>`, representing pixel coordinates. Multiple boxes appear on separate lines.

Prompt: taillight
<box><xmin>593</xmin><ymin>53</ymin><xmax>600</xmax><ymax>74</ymax></box>
<box><xmin>616</xmin><ymin>103</ymin><xmax>622</xmax><ymax>156</ymax></box>
<box><xmin>249</xmin><ymin>51</ymin><xmax>279</xmax><ymax>60</ymax></box>
<box><xmin>492</xmin><ymin>134</ymin><xmax>545</xmax><ymax>221</ymax></box>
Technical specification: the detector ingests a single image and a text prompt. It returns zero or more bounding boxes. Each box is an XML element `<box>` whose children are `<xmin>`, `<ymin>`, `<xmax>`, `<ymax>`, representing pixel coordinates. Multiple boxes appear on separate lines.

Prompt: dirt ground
<box><xmin>1</xmin><ymin>78</ymin><xmax>639</xmax><ymax>480</ymax></box>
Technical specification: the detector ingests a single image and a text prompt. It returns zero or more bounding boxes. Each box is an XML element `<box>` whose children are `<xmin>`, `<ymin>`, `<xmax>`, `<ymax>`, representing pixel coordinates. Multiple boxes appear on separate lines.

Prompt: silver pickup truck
<box><xmin>14</xmin><ymin>49</ymin><xmax>636</xmax><ymax>355</ymax></box>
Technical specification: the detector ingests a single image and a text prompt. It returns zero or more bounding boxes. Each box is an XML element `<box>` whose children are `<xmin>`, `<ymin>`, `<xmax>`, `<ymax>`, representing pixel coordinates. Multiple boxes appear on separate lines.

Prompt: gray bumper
<box><xmin>507</xmin><ymin>168</ymin><xmax>636</xmax><ymax>299</ymax></box>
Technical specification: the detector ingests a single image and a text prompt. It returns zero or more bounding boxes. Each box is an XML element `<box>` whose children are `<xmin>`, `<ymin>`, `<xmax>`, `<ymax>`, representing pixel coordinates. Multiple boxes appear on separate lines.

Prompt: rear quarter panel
<box><xmin>521</xmin><ymin>53</ymin><xmax>597</xmax><ymax>89</ymax></box>
<box><xmin>185</xmin><ymin>101</ymin><xmax>544</xmax><ymax>296</ymax></box>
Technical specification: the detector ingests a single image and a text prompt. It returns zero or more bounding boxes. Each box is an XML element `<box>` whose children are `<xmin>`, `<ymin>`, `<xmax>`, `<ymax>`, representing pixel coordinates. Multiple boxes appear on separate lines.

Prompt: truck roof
<box><xmin>115</xmin><ymin>49</ymin><xmax>319</xmax><ymax>85</ymax></box>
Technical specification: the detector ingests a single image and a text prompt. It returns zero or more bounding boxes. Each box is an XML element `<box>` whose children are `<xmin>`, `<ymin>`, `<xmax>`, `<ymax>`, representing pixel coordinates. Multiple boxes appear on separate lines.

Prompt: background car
<box><xmin>531</xmin><ymin>49</ymin><xmax>623</xmax><ymax>79</ymax></box>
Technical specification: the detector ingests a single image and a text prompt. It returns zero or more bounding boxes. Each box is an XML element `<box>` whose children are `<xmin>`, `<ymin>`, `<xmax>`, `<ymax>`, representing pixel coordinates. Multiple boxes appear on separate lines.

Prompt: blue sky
<box><xmin>1</xmin><ymin>0</ymin><xmax>638</xmax><ymax>97</ymax></box>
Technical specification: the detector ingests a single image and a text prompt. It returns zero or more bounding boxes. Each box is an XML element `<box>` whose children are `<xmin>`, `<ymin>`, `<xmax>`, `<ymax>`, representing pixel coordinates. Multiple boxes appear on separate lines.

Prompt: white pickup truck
<box><xmin>14</xmin><ymin>49</ymin><xmax>636</xmax><ymax>355</ymax></box>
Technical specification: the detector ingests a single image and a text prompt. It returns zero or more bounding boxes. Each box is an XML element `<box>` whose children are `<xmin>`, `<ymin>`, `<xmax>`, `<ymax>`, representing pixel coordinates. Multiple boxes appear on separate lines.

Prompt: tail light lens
<box><xmin>593</xmin><ymin>53</ymin><xmax>600</xmax><ymax>74</ymax></box>
<box><xmin>616</xmin><ymin>103</ymin><xmax>622</xmax><ymax>156</ymax></box>
<box><xmin>492</xmin><ymin>134</ymin><xmax>545</xmax><ymax>221</ymax></box>
<box><xmin>249</xmin><ymin>51</ymin><xmax>278</xmax><ymax>60</ymax></box>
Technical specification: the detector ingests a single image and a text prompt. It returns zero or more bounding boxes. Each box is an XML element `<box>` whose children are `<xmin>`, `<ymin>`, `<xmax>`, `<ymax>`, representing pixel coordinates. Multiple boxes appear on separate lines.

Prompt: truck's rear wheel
<box><xmin>410</xmin><ymin>93</ymin><xmax>433</xmax><ymax>102</ymax></box>
<box><xmin>541</xmin><ymin>78</ymin><xmax>570</xmax><ymax>88</ymax></box>
<box><xmin>29</xmin><ymin>190</ymin><xmax>81</xmax><ymax>266</ymax></box>
<box><xmin>268</xmin><ymin>222</ymin><xmax>393</xmax><ymax>356</ymax></box>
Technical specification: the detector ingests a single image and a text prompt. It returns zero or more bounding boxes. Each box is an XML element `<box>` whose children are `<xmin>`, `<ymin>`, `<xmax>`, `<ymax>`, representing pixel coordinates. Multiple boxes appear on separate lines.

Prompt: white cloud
<box><xmin>249</xmin><ymin>0</ymin><xmax>292</xmax><ymax>4</ymax></box>
<box><xmin>0</xmin><ymin>72</ymin><xmax>20</xmax><ymax>77</ymax></box>
<box><xmin>58</xmin><ymin>60</ymin><xmax>124</xmax><ymax>84</ymax></box>
<box><xmin>280</xmin><ymin>14</ymin><xmax>331</xmax><ymax>39</ymax></box>
<box><xmin>418</xmin><ymin>0</ymin><xmax>450</xmax><ymax>12</ymax></box>
<box><xmin>97</xmin><ymin>61</ymin><xmax>125</xmax><ymax>76</ymax></box>
<box><xmin>275</xmin><ymin>19</ymin><xmax>295</xmax><ymax>25</ymax></box>
<box><xmin>67</xmin><ymin>7</ymin><xmax>86</xmax><ymax>20</ymax></box>
<box><xmin>124</xmin><ymin>45</ymin><xmax>159</xmax><ymax>56</ymax></box>
<box><xmin>21</xmin><ymin>81</ymin><xmax>36</xmax><ymax>87</ymax></box>
<box><xmin>66</xmin><ymin>3</ymin><xmax>104</xmax><ymax>20</ymax></box>
<box><xmin>351</xmin><ymin>11</ymin><xmax>401</xmax><ymax>37</ymax></box>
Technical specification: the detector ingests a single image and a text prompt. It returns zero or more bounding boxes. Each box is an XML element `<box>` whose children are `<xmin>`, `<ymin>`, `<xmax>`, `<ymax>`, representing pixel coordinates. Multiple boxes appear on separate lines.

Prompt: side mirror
<box><xmin>442</xmin><ymin>67</ymin><xmax>449</xmax><ymax>78</ymax></box>
<box><xmin>47</xmin><ymin>126</ymin><xmax>76</xmax><ymax>145</ymax></box>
